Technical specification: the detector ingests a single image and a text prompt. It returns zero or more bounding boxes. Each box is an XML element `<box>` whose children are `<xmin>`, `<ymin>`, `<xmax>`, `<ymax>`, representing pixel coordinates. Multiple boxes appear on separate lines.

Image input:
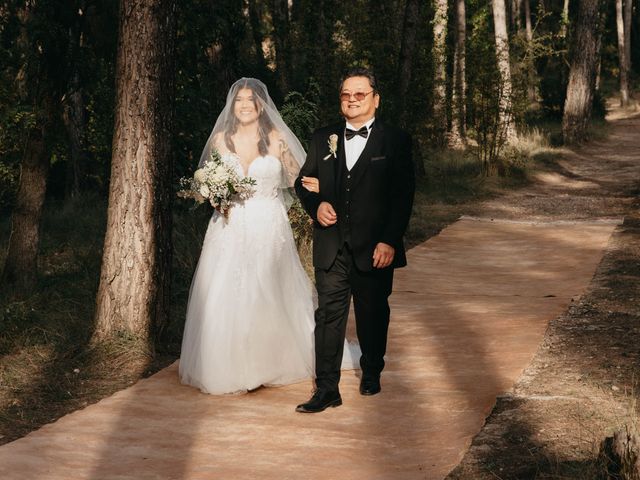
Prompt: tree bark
<box><xmin>561</xmin><ymin>0</ymin><xmax>570</xmax><ymax>38</ymax></box>
<box><xmin>62</xmin><ymin>1</ymin><xmax>88</xmax><ymax>198</ymax></box>
<box><xmin>524</xmin><ymin>0</ymin><xmax>536</xmax><ymax>103</ymax></box>
<box><xmin>62</xmin><ymin>72</ymin><xmax>87</xmax><ymax>198</ymax></box>
<box><xmin>511</xmin><ymin>0</ymin><xmax>522</xmax><ymax>31</ymax></box>
<box><xmin>93</xmin><ymin>0</ymin><xmax>175</xmax><ymax>345</ymax></box>
<box><xmin>598</xmin><ymin>426</ymin><xmax>640</xmax><ymax>478</ymax></box>
<box><xmin>432</xmin><ymin>0</ymin><xmax>448</xmax><ymax>145</ymax></box>
<box><xmin>492</xmin><ymin>0</ymin><xmax>518</xmax><ymax>142</ymax></box>
<box><xmin>524</xmin><ymin>0</ymin><xmax>532</xmax><ymax>42</ymax></box>
<box><xmin>616</xmin><ymin>0</ymin><xmax>630</xmax><ymax>105</ymax></box>
<box><xmin>623</xmin><ymin>0</ymin><xmax>633</xmax><ymax>96</ymax></box>
<box><xmin>449</xmin><ymin>0</ymin><xmax>467</xmax><ymax>147</ymax></box>
<box><xmin>2</xmin><ymin>107</ymin><xmax>53</xmax><ymax>293</ymax></box>
<box><xmin>562</xmin><ymin>0</ymin><xmax>603</xmax><ymax>143</ymax></box>
<box><xmin>1</xmin><ymin>3</ymin><xmax>56</xmax><ymax>294</ymax></box>
<box><xmin>397</xmin><ymin>0</ymin><xmax>419</xmax><ymax>122</ymax></box>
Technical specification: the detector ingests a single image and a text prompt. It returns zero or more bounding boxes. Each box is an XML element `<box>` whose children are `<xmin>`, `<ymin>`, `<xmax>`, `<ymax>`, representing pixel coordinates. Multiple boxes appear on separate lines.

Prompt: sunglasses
<box><xmin>339</xmin><ymin>90</ymin><xmax>374</xmax><ymax>102</ymax></box>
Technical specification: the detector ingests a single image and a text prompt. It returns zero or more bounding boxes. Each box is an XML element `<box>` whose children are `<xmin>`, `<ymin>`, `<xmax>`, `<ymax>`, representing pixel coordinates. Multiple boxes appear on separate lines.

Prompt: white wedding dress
<box><xmin>179</xmin><ymin>153</ymin><xmax>359</xmax><ymax>394</ymax></box>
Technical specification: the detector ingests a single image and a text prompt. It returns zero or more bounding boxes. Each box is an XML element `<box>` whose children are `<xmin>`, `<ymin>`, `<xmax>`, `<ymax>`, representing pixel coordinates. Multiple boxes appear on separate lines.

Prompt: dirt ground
<box><xmin>446</xmin><ymin>105</ymin><xmax>640</xmax><ymax>479</ymax></box>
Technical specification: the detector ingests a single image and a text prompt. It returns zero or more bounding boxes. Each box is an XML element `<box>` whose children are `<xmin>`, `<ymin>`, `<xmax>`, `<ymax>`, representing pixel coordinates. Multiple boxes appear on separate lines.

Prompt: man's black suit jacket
<box><xmin>294</xmin><ymin>120</ymin><xmax>415</xmax><ymax>272</ymax></box>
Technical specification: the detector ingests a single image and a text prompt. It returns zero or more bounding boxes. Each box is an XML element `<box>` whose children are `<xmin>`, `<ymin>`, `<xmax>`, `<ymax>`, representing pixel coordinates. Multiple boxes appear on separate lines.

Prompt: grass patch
<box><xmin>0</xmin><ymin>194</ymin><xmax>194</xmax><ymax>444</ymax></box>
<box><xmin>407</xmin><ymin>125</ymin><xmax>562</xmax><ymax>246</ymax></box>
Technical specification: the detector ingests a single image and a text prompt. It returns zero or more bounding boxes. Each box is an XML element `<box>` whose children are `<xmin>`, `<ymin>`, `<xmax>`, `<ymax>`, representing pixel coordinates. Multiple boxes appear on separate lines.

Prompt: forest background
<box><xmin>0</xmin><ymin>0</ymin><xmax>638</xmax><ymax>456</ymax></box>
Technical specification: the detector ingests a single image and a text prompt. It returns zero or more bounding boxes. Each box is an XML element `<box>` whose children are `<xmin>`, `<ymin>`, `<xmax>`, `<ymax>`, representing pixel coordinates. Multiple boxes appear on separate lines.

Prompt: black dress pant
<box><xmin>313</xmin><ymin>243</ymin><xmax>394</xmax><ymax>392</ymax></box>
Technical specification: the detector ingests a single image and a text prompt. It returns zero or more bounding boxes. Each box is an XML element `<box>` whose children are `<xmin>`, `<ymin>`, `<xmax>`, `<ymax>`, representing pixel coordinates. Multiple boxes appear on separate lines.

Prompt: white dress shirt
<box><xmin>344</xmin><ymin>117</ymin><xmax>375</xmax><ymax>171</ymax></box>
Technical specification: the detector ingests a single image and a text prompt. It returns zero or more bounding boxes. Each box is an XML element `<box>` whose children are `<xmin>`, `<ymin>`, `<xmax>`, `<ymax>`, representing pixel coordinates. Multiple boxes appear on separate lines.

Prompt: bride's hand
<box><xmin>301</xmin><ymin>176</ymin><xmax>320</xmax><ymax>193</ymax></box>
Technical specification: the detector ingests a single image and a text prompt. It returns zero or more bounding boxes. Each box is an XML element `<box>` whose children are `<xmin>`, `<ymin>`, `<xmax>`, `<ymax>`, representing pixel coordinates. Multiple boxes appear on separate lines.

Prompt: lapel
<box><xmin>336</xmin><ymin>126</ymin><xmax>346</xmax><ymax>188</ymax></box>
<box><xmin>348</xmin><ymin>120</ymin><xmax>384</xmax><ymax>189</ymax></box>
<box><xmin>319</xmin><ymin>123</ymin><xmax>344</xmax><ymax>200</ymax></box>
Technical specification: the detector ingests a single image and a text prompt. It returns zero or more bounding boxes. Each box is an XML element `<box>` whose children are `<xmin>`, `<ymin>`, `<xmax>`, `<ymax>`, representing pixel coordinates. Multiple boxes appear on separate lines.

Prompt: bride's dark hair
<box><xmin>224</xmin><ymin>79</ymin><xmax>274</xmax><ymax>157</ymax></box>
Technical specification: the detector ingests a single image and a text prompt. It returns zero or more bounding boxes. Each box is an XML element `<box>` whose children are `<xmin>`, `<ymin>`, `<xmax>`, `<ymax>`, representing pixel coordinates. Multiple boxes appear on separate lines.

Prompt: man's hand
<box><xmin>373</xmin><ymin>242</ymin><xmax>395</xmax><ymax>268</ymax></box>
<box><xmin>317</xmin><ymin>201</ymin><xmax>337</xmax><ymax>227</ymax></box>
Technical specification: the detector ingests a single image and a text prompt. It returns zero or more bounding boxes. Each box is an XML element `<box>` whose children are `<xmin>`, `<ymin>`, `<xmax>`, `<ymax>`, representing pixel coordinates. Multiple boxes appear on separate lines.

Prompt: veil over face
<box><xmin>198</xmin><ymin>78</ymin><xmax>307</xmax><ymax>206</ymax></box>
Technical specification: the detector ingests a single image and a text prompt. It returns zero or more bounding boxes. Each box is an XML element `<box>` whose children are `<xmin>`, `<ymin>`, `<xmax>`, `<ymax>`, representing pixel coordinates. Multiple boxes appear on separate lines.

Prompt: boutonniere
<box><xmin>323</xmin><ymin>134</ymin><xmax>338</xmax><ymax>160</ymax></box>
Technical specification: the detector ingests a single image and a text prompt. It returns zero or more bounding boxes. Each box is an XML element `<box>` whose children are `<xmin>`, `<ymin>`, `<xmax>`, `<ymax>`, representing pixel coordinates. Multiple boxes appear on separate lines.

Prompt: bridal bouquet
<box><xmin>178</xmin><ymin>149</ymin><xmax>256</xmax><ymax>218</ymax></box>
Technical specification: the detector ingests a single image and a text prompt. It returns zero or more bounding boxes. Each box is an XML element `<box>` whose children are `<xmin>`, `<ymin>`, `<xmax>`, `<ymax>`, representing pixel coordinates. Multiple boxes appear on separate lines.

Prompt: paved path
<box><xmin>0</xmin><ymin>217</ymin><xmax>619</xmax><ymax>479</ymax></box>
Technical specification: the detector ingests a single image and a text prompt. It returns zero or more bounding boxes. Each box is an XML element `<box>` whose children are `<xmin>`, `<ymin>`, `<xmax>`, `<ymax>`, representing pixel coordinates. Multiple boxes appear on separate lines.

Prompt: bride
<box><xmin>179</xmin><ymin>78</ymin><xmax>358</xmax><ymax>394</ymax></box>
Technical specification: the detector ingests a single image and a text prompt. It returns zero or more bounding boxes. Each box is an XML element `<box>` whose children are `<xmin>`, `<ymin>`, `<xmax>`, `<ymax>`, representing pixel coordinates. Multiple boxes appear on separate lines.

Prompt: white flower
<box><xmin>193</xmin><ymin>168</ymin><xmax>206</xmax><ymax>183</ymax></box>
<box><xmin>329</xmin><ymin>134</ymin><xmax>338</xmax><ymax>153</ymax></box>
<box><xmin>212</xmin><ymin>172</ymin><xmax>225</xmax><ymax>183</ymax></box>
<box><xmin>199</xmin><ymin>185</ymin><xmax>210</xmax><ymax>197</ymax></box>
<box><xmin>324</xmin><ymin>134</ymin><xmax>339</xmax><ymax>160</ymax></box>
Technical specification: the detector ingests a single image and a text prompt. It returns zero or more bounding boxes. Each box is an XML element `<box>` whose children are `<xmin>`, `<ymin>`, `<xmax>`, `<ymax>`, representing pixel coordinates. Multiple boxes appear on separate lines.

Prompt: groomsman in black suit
<box><xmin>294</xmin><ymin>67</ymin><xmax>415</xmax><ymax>413</ymax></box>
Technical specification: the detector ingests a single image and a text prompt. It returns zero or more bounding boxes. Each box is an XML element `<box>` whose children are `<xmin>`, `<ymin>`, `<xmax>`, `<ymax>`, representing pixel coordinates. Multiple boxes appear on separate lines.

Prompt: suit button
<box><xmin>347</xmin><ymin>175</ymin><xmax>351</xmax><ymax>179</ymax></box>
<box><xmin>347</xmin><ymin>188</ymin><xmax>350</xmax><ymax>192</ymax></box>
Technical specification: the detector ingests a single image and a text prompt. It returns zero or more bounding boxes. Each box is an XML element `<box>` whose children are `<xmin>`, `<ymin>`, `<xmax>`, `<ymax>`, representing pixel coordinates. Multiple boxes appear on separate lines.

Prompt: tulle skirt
<box><xmin>179</xmin><ymin>196</ymin><xmax>358</xmax><ymax>394</ymax></box>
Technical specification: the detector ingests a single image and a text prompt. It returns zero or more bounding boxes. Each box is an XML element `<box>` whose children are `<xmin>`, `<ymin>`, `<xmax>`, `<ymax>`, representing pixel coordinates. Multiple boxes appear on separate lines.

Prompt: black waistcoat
<box><xmin>336</xmin><ymin>150</ymin><xmax>367</xmax><ymax>247</ymax></box>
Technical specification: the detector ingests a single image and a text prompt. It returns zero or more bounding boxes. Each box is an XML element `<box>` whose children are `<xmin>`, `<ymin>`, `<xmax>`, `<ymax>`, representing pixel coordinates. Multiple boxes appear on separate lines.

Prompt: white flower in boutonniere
<box><xmin>323</xmin><ymin>134</ymin><xmax>339</xmax><ymax>160</ymax></box>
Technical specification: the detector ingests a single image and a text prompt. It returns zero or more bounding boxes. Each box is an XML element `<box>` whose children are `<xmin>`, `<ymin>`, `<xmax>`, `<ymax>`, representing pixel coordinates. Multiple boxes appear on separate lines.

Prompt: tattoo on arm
<box><xmin>279</xmin><ymin>138</ymin><xmax>299</xmax><ymax>187</ymax></box>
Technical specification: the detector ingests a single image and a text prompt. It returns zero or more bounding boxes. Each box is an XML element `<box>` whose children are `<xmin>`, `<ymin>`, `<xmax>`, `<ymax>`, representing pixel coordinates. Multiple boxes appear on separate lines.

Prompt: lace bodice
<box><xmin>223</xmin><ymin>153</ymin><xmax>284</xmax><ymax>200</ymax></box>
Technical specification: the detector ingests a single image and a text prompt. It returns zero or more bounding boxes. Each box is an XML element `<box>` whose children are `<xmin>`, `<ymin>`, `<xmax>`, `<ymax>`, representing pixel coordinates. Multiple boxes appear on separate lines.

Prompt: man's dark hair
<box><xmin>339</xmin><ymin>67</ymin><xmax>378</xmax><ymax>93</ymax></box>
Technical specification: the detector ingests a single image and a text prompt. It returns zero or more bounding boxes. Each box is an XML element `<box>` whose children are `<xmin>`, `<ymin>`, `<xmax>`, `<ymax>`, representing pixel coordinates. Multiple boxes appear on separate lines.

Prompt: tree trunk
<box><xmin>492</xmin><ymin>0</ymin><xmax>518</xmax><ymax>142</ymax></box>
<box><xmin>598</xmin><ymin>426</ymin><xmax>640</xmax><ymax>478</ymax></box>
<box><xmin>562</xmin><ymin>0</ymin><xmax>603</xmax><ymax>144</ymax></box>
<box><xmin>524</xmin><ymin>0</ymin><xmax>532</xmax><ymax>41</ymax></box>
<box><xmin>1</xmin><ymin>3</ymin><xmax>56</xmax><ymax>294</ymax></box>
<box><xmin>269</xmin><ymin>0</ymin><xmax>290</xmax><ymax>94</ymax></box>
<box><xmin>595</xmin><ymin>44</ymin><xmax>602</xmax><ymax>91</ymax></box>
<box><xmin>561</xmin><ymin>0</ymin><xmax>570</xmax><ymax>37</ymax></box>
<box><xmin>63</xmin><ymin>69</ymin><xmax>87</xmax><ymax>197</ymax></box>
<box><xmin>62</xmin><ymin>2</ymin><xmax>88</xmax><ymax>198</ymax></box>
<box><xmin>511</xmin><ymin>0</ymin><xmax>522</xmax><ymax>31</ymax></box>
<box><xmin>397</xmin><ymin>0</ymin><xmax>419</xmax><ymax>122</ymax></box>
<box><xmin>624</xmin><ymin>0</ymin><xmax>633</xmax><ymax>96</ymax></box>
<box><xmin>449</xmin><ymin>0</ymin><xmax>467</xmax><ymax>148</ymax></box>
<box><xmin>616</xmin><ymin>0</ymin><xmax>630</xmax><ymax>106</ymax></box>
<box><xmin>524</xmin><ymin>0</ymin><xmax>536</xmax><ymax>103</ymax></box>
<box><xmin>432</xmin><ymin>0</ymin><xmax>448</xmax><ymax>145</ymax></box>
<box><xmin>2</xmin><ymin>108</ymin><xmax>53</xmax><ymax>293</ymax></box>
<box><xmin>93</xmin><ymin>0</ymin><xmax>175</xmax><ymax>345</ymax></box>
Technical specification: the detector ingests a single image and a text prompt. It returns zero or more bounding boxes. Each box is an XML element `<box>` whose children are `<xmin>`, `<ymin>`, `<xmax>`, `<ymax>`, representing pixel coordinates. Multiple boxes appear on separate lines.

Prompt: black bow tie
<box><xmin>345</xmin><ymin>126</ymin><xmax>369</xmax><ymax>140</ymax></box>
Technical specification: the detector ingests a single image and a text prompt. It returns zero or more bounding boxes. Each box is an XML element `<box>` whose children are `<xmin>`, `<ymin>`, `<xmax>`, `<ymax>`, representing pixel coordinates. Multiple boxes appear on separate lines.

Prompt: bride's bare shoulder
<box><xmin>212</xmin><ymin>132</ymin><xmax>224</xmax><ymax>145</ymax></box>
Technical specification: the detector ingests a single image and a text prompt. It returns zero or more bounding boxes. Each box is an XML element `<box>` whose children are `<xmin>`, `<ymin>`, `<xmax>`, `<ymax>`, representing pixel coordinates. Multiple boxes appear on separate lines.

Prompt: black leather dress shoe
<box><xmin>359</xmin><ymin>376</ymin><xmax>381</xmax><ymax>396</ymax></box>
<box><xmin>295</xmin><ymin>389</ymin><xmax>342</xmax><ymax>413</ymax></box>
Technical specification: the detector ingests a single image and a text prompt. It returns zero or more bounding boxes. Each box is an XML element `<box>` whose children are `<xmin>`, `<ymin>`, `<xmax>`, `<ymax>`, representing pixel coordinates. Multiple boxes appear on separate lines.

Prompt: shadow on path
<box><xmin>0</xmin><ymin>217</ymin><xmax>618</xmax><ymax>479</ymax></box>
